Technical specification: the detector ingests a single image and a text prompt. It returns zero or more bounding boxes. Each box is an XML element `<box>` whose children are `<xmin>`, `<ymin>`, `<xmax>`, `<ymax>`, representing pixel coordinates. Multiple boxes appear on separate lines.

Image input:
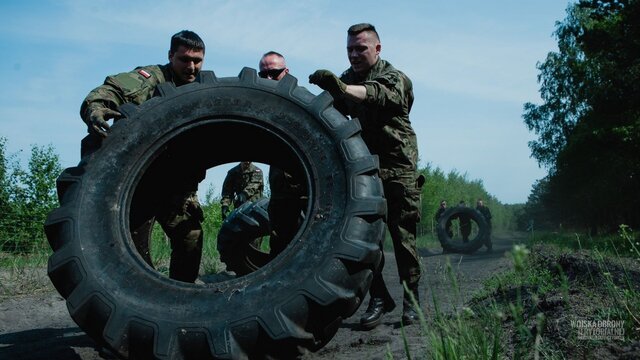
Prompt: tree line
<box><xmin>522</xmin><ymin>0</ymin><xmax>640</xmax><ymax>234</ymax></box>
<box><xmin>0</xmin><ymin>136</ymin><xmax>519</xmax><ymax>255</ymax></box>
<box><xmin>418</xmin><ymin>164</ymin><xmax>518</xmax><ymax>236</ymax></box>
<box><xmin>0</xmin><ymin>137</ymin><xmax>62</xmax><ymax>253</ymax></box>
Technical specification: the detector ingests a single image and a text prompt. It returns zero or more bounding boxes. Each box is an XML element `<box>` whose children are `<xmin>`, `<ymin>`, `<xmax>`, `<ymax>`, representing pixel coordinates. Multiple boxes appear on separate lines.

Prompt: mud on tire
<box><xmin>44</xmin><ymin>69</ymin><xmax>386</xmax><ymax>359</ymax></box>
<box><xmin>437</xmin><ymin>207</ymin><xmax>489</xmax><ymax>254</ymax></box>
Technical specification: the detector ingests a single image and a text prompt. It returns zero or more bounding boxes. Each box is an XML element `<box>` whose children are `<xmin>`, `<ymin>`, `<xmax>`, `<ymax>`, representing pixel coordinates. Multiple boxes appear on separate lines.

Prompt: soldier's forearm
<box><xmin>344</xmin><ymin>85</ymin><xmax>367</xmax><ymax>103</ymax></box>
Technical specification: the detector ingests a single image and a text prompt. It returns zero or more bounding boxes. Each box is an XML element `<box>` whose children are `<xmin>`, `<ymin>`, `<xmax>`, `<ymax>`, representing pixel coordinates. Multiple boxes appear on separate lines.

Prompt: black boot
<box><xmin>360</xmin><ymin>271</ymin><xmax>396</xmax><ymax>330</ymax></box>
<box><xmin>485</xmin><ymin>237</ymin><xmax>493</xmax><ymax>252</ymax></box>
<box><xmin>401</xmin><ymin>284</ymin><xmax>421</xmax><ymax>325</ymax></box>
<box><xmin>360</xmin><ymin>296</ymin><xmax>396</xmax><ymax>330</ymax></box>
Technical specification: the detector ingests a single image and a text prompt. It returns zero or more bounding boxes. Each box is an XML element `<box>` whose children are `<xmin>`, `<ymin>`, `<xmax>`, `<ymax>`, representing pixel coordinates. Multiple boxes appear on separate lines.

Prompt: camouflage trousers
<box><xmin>369</xmin><ymin>171</ymin><xmax>423</xmax><ymax>297</ymax></box>
<box><xmin>132</xmin><ymin>191</ymin><xmax>204</xmax><ymax>283</ymax></box>
<box><xmin>485</xmin><ymin>222</ymin><xmax>493</xmax><ymax>248</ymax></box>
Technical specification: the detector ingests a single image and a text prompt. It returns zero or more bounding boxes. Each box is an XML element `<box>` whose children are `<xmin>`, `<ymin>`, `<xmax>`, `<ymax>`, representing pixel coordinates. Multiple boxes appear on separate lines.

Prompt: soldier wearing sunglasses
<box><xmin>258</xmin><ymin>51</ymin><xmax>289</xmax><ymax>80</ymax></box>
<box><xmin>257</xmin><ymin>52</ymin><xmax>307</xmax><ymax>257</ymax></box>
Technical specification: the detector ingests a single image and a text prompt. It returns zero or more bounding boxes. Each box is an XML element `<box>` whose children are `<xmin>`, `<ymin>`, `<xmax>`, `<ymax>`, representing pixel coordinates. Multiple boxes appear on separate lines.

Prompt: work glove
<box><xmin>186</xmin><ymin>196</ymin><xmax>204</xmax><ymax>223</ymax></box>
<box><xmin>221</xmin><ymin>205</ymin><xmax>230</xmax><ymax>220</ymax></box>
<box><xmin>309</xmin><ymin>70</ymin><xmax>347</xmax><ymax>98</ymax></box>
<box><xmin>236</xmin><ymin>191</ymin><xmax>248</xmax><ymax>205</ymax></box>
<box><xmin>87</xmin><ymin>107</ymin><xmax>121</xmax><ymax>138</ymax></box>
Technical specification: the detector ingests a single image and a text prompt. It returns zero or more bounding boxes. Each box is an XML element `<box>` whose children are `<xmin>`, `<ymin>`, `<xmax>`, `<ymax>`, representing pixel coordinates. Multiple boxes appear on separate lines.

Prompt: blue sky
<box><xmin>0</xmin><ymin>0</ymin><xmax>572</xmax><ymax>204</ymax></box>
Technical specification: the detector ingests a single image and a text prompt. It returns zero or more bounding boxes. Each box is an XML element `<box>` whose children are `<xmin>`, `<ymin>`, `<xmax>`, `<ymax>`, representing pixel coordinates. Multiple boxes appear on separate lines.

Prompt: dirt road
<box><xmin>0</xmin><ymin>233</ymin><xmax>523</xmax><ymax>359</ymax></box>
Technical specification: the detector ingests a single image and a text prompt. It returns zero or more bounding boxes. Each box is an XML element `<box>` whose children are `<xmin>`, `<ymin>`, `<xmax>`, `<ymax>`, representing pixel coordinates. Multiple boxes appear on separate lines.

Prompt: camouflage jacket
<box><xmin>451</xmin><ymin>209</ymin><xmax>471</xmax><ymax>227</ymax></box>
<box><xmin>220</xmin><ymin>163</ymin><xmax>264</xmax><ymax>207</ymax></box>
<box><xmin>79</xmin><ymin>63</ymin><xmax>208</xmax><ymax>190</ymax></box>
<box><xmin>80</xmin><ymin>64</ymin><xmax>173</xmax><ymax>122</ymax></box>
<box><xmin>334</xmin><ymin>59</ymin><xmax>418</xmax><ymax>179</ymax></box>
<box><xmin>476</xmin><ymin>205</ymin><xmax>492</xmax><ymax>225</ymax></box>
<box><xmin>269</xmin><ymin>167</ymin><xmax>306</xmax><ymax>200</ymax></box>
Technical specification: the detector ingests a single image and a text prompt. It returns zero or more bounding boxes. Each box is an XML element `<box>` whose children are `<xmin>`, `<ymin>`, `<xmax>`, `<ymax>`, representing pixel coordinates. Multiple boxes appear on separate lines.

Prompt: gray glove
<box><xmin>87</xmin><ymin>107</ymin><xmax>121</xmax><ymax>137</ymax></box>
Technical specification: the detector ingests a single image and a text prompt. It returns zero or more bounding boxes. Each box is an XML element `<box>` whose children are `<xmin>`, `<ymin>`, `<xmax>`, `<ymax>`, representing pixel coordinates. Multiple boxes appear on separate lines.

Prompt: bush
<box><xmin>0</xmin><ymin>138</ymin><xmax>62</xmax><ymax>254</ymax></box>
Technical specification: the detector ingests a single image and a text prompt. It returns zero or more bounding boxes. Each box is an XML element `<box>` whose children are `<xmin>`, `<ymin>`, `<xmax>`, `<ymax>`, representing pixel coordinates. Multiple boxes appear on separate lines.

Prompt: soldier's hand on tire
<box><xmin>88</xmin><ymin>107</ymin><xmax>121</xmax><ymax>138</ymax></box>
<box><xmin>309</xmin><ymin>70</ymin><xmax>347</xmax><ymax>98</ymax></box>
<box><xmin>236</xmin><ymin>192</ymin><xmax>248</xmax><ymax>205</ymax></box>
<box><xmin>221</xmin><ymin>205</ymin><xmax>230</xmax><ymax>220</ymax></box>
<box><xmin>187</xmin><ymin>197</ymin><xmax>204</xmax><ymax>222</ymax></box>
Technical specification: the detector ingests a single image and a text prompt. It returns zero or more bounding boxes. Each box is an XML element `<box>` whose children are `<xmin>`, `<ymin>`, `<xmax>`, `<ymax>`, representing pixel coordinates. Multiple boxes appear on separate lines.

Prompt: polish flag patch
<box><xmin>138</xmin><ymin>69</ymin><xmax>151</xmax><ymax>79</ymax></box>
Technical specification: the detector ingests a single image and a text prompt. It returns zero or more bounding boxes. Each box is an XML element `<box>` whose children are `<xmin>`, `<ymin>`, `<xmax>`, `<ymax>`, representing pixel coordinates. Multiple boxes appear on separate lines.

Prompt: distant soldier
<box><xmin>435</xmin><ymin>200</ymin><xmax>447</xmax><ymax>220</ymax></box>
<box><xmin>456</xmin><ymin>200</ymin><xmax>471</xmax><ymax>242</ymax></box>
<box><xmin>220</xmin><ymin>161</ymin><xmax>264</xmax><ymax>220</ymax></box>
<box><xmin>435</xmin><ymin>200</ymin><xmax>453</xmax><ymax>238</ymax></box>
<box><xmin>476</xmin><ymin>199</ymin><xmax>493</xmax><ymax>251</ymax></box>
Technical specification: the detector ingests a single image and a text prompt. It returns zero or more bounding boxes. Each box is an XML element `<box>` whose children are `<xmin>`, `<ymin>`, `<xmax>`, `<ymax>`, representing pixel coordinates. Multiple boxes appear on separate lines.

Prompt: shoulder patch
<box><xmin>138</xmin><ymin>69</ymin><xmax>151</xmax><ymax>79</ymax></box>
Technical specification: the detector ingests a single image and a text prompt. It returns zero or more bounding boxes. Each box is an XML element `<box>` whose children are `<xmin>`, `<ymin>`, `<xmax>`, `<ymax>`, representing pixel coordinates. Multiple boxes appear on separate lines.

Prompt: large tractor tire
<box><xmin>437</xmin><ymin>207</ymin><xmax>489</xmax><ymax>254</ymax></box>
<box><xmin>44</xmin><ymin>68</ymin><xmax>386</xmax><ymax>359</ymax></box>
<box><xmin>217</xmin><ymin>198</ymin><xmax>272</xmax><ymax>276</ymax></box>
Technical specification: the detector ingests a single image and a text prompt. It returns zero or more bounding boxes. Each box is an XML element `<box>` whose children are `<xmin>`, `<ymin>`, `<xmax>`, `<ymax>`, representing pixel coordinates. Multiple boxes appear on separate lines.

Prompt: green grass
<box><xmin>417</xmin><ymin>233</ymin><xmax>440</xmax><ymax>249</ymax></box>
<box><xmin>528</xmin><ymin>225</ymin><xmax>640</xmax><ymax>258</ymax></box>
<box><xmin>0</xmin><ymin>237</ymin><xmax>52</xmax><ymax>297</ymax></box>
<box><xmin>398</xmin><ymin>225</ymin><xmax>640</xmax><ymax>359</ymax></box>
<box><xmin>0</xmin><ymin>237</ymin><xmax>51</xmax><ymax>269</ymax></box>
<box><xmin>146</xmin><ymin>219</ymin><xmax>224</xmax><ymax>277</ymax></box>
<box><xmin>417</xmin><ymin>257</ymin><xmax>505</xmax><ymax>359</ymax></box>
<box><xmin>383</xmin><ymin>232</ymin><xmax>440</xmax><ymax>252</ymax></box>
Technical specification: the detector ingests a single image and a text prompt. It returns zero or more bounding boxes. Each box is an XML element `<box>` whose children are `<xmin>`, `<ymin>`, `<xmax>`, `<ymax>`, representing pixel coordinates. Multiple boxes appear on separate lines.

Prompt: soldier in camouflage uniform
<box><xmin>220</xmin><ymin>161</ymin><xmax>264</xmax><ymax>220</ymax></box>
<box><xmin>435</xmin><ymin>200</ymin><xmax>453</xmax><ymax>239</ymax></box>
<box><xmin>309</xmin><ymin>23</ymin><xmax>424</xmax><ymax>328</ymax></box>
<box><xmin>257</xmin><ymin>51</ymin><xmax>307</xmax><ymax>257</ymax></box>
<box><xmin>435</xmin><ymin>200</ymin><xmax>447</xmax><ymax>222</ymax></box>
<box><xmin>80</xmin><ymin>30</ymin><xmax>206</xmax><ymax>283</ymax></box>
<box><xmin>476</xmin><ymin>199</ymin><xmax>493</xmax><ymax>251</ymax></box>
<box><xmin>454</xmin><ymin>200</ymin><xmax>472</xmax><ymax>242</ymax></box>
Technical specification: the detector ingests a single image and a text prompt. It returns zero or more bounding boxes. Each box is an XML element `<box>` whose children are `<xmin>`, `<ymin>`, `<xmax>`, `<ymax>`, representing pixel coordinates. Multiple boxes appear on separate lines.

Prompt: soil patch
<box><xmin>470</xmin><ymin>244</ymin><xmax>640</xmax><ymax>359</ymax></box>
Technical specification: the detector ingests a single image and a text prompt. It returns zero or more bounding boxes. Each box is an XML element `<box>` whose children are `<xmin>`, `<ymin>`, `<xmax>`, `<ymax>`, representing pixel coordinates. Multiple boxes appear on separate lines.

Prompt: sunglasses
<box><xmin>258</xmin><ymin>68</ymin><xmax>285</xmax><ymax>79</ymax></box>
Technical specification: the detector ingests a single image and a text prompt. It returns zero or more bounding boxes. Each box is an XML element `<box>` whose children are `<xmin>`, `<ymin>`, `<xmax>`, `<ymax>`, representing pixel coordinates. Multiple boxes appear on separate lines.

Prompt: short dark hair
<box><xmin>170</xmin><ymin>30</ymin><xmax>205</xmax><ymax>54</ymax></box>
<box><xmin>348</xmin><ymin>23</ymin><xmax>380</xmax><ymax>41</ymax></box>
<box><xmin>262</xmin><ymin>51</ymin><xmax>285</xmax><ymax>59</ymax></box>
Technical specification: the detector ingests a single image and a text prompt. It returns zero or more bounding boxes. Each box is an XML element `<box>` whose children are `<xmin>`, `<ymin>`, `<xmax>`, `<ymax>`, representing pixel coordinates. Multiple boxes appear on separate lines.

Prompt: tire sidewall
<box><xmin>76</xmin><ymin>83</ymin><xmax>358</xmax><ymax>325</ymax></box>
<box><xmin>437</xmin><ymin>206</ymin><xmax>489</xmax><ymax>254</ymax></box>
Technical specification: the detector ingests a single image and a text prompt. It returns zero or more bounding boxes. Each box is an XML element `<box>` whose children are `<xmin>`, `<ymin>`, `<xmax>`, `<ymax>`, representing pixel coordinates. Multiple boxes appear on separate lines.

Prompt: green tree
<box><xmin>522</xmin><ymin>4</ymin><xmax>591</xmax><ymax>168</ymax></box>
<box><xmin>418</xmin><ymin>163</ymin><xmax>518</xmax><ymax>237</ymax></box>
<box><xmin>522</xmin><ymin>0</ymin><xmax>640</xmax><ymax>233</ymax></box>
<box><xmin>0</xmin><ymin>138</ymin><xmax>15</xmax><ymax>247</ymax></box>
<box><xmin>0</xmin><ymin>142</ymin><xmax>62</xmax><ymax>253</ymax></box>
<box><xmin>0</xmin><ymin>138</ymin><xmax>10</xmax><ymax>219</ymax></box>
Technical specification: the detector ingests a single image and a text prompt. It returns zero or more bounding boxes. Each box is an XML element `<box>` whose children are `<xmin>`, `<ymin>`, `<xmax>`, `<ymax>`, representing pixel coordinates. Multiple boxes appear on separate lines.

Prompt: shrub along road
<box><xmin>0</xmin><ymin>233</ymin><xmax>521</xmax><ymax>359</ymax></box>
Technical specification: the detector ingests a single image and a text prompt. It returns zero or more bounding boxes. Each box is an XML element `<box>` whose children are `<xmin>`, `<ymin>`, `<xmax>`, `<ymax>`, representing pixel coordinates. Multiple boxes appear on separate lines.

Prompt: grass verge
<box><xmin>402</xmin><ymin>225</ymin><xmax>640</xmax><ymax>359</ymax></box>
